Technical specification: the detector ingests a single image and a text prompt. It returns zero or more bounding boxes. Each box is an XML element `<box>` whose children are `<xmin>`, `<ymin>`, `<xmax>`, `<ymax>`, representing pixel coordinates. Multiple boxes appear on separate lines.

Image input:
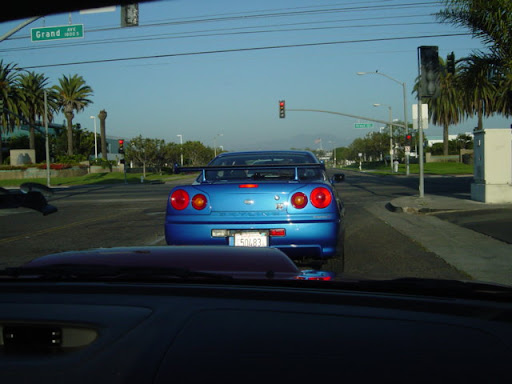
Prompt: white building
<box><xmin>427</xmin><ymin>132</ymin><xmax>473</xmax><ymax>147</ymax></box>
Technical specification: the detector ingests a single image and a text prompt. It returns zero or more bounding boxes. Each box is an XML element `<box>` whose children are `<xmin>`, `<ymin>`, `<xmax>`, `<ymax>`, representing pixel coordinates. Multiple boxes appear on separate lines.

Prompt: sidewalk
<box><xmin>377</xmin><ymin>194</ymin><xmax>512</xmax><ymax>286</ymax></box>
<box><xmin>387</xmin><ymin>194</ymin><xmax>512</xmax><ymax>214</ymax></box>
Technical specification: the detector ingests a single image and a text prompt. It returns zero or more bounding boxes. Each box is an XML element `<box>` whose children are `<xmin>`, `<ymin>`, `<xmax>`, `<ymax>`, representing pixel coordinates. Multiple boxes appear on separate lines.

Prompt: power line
<box><xmin>5</xmin><ymin>1</ymin><xmax>441</xmax><ymax>41</ymax></box>
<box><xmin>18</xmin><ymin>32</ymin><xmax>469</xmax><ymax>70</ymax></box>
<box><xmin>1</xmin><ymin>18</ymin><xmax>439</xmax><ymax>53</ymax></box>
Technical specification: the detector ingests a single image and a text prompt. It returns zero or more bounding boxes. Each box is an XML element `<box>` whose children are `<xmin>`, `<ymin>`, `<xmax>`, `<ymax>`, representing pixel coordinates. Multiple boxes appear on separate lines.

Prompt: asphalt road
<box><xmin>1</xmin><ymin>171</ymin><xmax>490</xmax><ymax>283</ymax></box>
<box><xmin>332</xmin><ymin>170</ymin><xmax>469</xmax><ymax>280</ymax></box>
<box><xmin>0</xmin><ymin>182</ymin><xmax>174</xmax><ymax>268</ymax></box>
<box><xmin>433</xmin><ymin>208</ymin><xmax>512</xmax><ymax>244</ymax></box>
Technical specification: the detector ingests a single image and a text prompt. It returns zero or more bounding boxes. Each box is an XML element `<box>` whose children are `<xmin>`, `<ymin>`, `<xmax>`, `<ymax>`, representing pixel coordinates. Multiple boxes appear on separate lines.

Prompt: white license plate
<box><xmin>234</xmin><ymin>232</ymin><xmax>268</xmax><ymax>247</ymax></box>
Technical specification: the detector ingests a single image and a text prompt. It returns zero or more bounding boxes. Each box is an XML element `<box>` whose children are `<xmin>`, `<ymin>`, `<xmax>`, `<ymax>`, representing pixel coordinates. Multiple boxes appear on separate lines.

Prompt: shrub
<box><xmin>55</xmin><ymin>154</ymin><xmax>87</xmax><ymax>164</ymax></box>
<box><xmin>37</xmin><ymin>163</ymin><xmax>73</xmax><ymax>170</ymax></box>
<box><xmin>90</xmin><ymin>158</ymin><xmax>115</xmax><ymax>169</ymax></box>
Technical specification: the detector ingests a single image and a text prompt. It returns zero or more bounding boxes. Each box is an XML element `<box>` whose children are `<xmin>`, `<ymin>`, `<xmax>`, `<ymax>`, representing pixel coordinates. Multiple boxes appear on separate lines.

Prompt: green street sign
<box><xmin>31</xmin><ymin>24</ymin><xmax>84</xmax><ymax>42</ymax></box>
<box><xmin>354</xmin><ymin>123</ymin><xmax>374</xmax><ymax>129</ymax></box>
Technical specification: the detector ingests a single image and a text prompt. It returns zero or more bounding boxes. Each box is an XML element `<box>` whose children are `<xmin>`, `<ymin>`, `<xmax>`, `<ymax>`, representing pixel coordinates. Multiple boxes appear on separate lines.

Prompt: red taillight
<box><xmin>291</xmin><ymin>192</ymin><xmax>308</xmax><ymax>209</ymax></box>
<box><xmin>295</xmin><ymin>276</ymin><xmax>332</xmax><ymax>281</ymax></box>
<box><xmin>239</xmin><ymin>184</ymin><xmax>259</xmax><ymax>188</ymax></box>
<box><xmin>270</xmin><ymin>228</ymin><xmax>286</xmax><ymax>237</ymax></box>
<box><xmin>310</xmin><ymin>187</ymin><xmax>332</xmax><ymax>209</ymax></box>
<box><xmin>191</xmin><ymin>194</ymin><xmax>207</xmax><ymax>210</ymax></box>
<box><xmin>170</xmin><ymin>189</ymin><xmax>189</xmax><ymax>210</ymax></box>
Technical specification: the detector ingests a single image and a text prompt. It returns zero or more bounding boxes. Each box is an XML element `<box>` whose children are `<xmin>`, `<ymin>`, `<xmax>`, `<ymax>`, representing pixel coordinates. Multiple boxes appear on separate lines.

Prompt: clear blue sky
<box><xmin>1</xmin><ymin>0</ymin><xmax>508</xmax><ymax>151</ymax></box>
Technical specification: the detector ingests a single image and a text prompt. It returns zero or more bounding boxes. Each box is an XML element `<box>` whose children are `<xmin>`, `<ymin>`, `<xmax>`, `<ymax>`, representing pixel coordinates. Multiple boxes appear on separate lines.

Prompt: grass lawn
<box><xmin>0</xmin><ymin>171</ymin><xmax>193</xmax><ymax>188</ymax></box>
<box><xmin>1</xmin><ymin>162</ymin><xmax>473</xmax><ymax>188</ymax></box>
<box><xmin>343</xmin><ymin>162</ymin><xmax>473</xmax><ymax>175</ymax></box>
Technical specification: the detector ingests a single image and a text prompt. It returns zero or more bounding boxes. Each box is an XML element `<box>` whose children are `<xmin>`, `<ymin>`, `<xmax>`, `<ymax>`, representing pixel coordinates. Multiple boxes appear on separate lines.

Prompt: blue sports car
<box><xmin>165</xmin><ymin>151</ymin><xmax>345</xmax><ymax>265</ymax></box>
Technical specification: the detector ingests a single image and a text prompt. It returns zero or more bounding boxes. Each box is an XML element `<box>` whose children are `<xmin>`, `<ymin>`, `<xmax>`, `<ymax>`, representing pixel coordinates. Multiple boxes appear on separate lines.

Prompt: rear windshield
<box><xmin>209</xmin><ymin>153</ymin><xmax>317</xmax><ymax>166</ymax></box>
<box><xmin>204</xmin><ymin>153</ymin><xmax>324</xmax><ymax>182</ymax></box>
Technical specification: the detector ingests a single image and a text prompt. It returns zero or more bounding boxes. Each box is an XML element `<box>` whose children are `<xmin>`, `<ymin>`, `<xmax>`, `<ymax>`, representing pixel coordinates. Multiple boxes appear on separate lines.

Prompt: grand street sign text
<box><xmin>31</xmin><ymin>24</ymin><xmax>84</xmax><ymax>42</ymax></box>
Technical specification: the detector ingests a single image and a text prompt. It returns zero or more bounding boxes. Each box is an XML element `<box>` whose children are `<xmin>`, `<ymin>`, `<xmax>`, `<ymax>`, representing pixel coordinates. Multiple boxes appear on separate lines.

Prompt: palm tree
<box><xmin>437</xmin><ymin>0</ymin><xmax>512</xmax><ymax>66</ymax></box>
<box><xmin>429</xmin><ymin>61</ymin><xmax>464</xmax><ymax>155</ymax></box>
<box><xmin>493</xmin><ymin>69</ymin><xmax>512</xmax><ymax>118</ymax></box>
<box><xmin>437</xmin><ymin>1</ymin><xmax>512</xmax><ymax>126</ymax></box>
<box><xmin>98</xmin><ymin>109</ymin><xmax>107</xmax><ymax>160</ymax></box>
<box><xmin>457</xmin><ymin>53</ymin><xmax>498</xmax><ymax>131</ymax></box>
<box><xmin>18</xmin><ymin>71</ymin><xmax>57</xmax><ymax>152</ymax></box>
<box><xmin>0</xmin><ymin>60</ymin><xmax>22</xmax><ymax>164</ymax></box>
<box><xmin>53</xmin><ymin>74</ymin><xmax>93</xmax><ymax>156</ymax></box>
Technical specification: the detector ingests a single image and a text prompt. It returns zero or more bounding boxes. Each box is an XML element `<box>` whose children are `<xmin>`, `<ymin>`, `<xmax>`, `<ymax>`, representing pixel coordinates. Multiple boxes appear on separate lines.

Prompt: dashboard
<box><xmin>1</xmin><ymin>281</ymin><xmax>511</xmax><ymax>383</ymax></box>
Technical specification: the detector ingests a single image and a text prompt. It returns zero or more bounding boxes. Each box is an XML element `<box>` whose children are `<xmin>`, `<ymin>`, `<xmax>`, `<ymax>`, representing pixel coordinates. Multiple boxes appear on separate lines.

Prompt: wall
<box><xmin>0</xmin><ymin>167</ymin><xmax>88</xmax><ymax>180</ymax></box>
<box><xmin>10</xmin><ymin>149</ymin><xmax>35</xmax><ymax>165</ymax></box>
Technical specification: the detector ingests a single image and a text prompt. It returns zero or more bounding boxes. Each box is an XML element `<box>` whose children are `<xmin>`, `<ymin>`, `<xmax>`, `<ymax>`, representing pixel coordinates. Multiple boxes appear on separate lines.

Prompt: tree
<box><xmin>437</xmin><ymin>0</ymin><xmax>512</xmax><ymax>124</ymax></box>
<box><xmin>18</xmin><ymin>71</ymin><xmax>57</xmax><ymax>153</ymax></box>
<box><xmin>364</xmin><ymin>131</ymin><xmax>389</xmax><ymax>161</ymax></box>
<box><xmin>98</xmin><ymin>110</ymin><xmax>107</xmax><ymax>160</ymax></box>
<box><xmin>457</xmin><ymin>54</ymin><xmax>498</xmax><ymax>130</ymax></box>
<box><xmin>125</xmin><ymin>136</ymin><xmax>170</xmax><ymax>176</ymax></box>
<box><xmin>437</xmin><ymin>0</ymin><xmax>512</xmax><ymax>66</ymax></box>
<box><xmin>335</xmin><ymin>147</ymin><xmax>350</xmax><ymax>162</ymax></box>
<box><xmin>125</xmin><ymin>135</ymin><xmax>151</xmax><ymax>177</ymax></box>
<box><xmin>413</xmin><ymin>57</ymin><xmax>464</xmax><ymax>156</ymax></box>
<box><xmin>429</xmin><ymin>58</ymin><xmax>464</xmax><ymax>155</ymax></box>
<box><xmin>182</xmin><ymin>141</ymin><xmax>214</xmax><ymax>165</ymax></box>
<box><xmin>0</xmin><ymin>61</ymin><xmax>22</xmax><ymax>164</ymax></box>
<box><xmin>165</xmin><ymin>142</ymin><xmax>181</xmax><ymax>166</ymax></box>
<box><xmin>52</xmin><ymin>124</ymin><xmax>95</xmax><ymax>162</ymax></box>
<box><xmin>53</xmin><ymin>74</ymin><xmax>93</xmax><ymax>156</ymax></box>
<box><xmin>455</xmin><ymin>133</ymin><xmax>474</xmax><ymax>150</ymax></box>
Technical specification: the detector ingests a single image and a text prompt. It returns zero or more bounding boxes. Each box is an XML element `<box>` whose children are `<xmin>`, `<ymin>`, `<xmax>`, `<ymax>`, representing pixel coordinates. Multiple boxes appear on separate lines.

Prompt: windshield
<box><xmin>202</xmin><ymin>151</ymin><xmax>324</xmax><ymax>181</ymax></box>
<box><xmin>1</xmin><ymin>1</ymin><xmax>511</xmax><ymax>288</ymax></box>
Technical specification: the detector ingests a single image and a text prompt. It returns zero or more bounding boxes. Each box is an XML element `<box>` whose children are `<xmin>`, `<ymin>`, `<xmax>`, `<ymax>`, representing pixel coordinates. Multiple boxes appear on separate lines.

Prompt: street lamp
<box><xmin>373</xmin><ymin>103</ymin><xmax>394</xmax><ymax>173</ymax></box>
<box><xmin>90</xmin><ymin>116</ymin><xmax>97</xmax><ymax>159</ymax></box>
<box><xmin>43</xmin><ymin>90</ymin><xmax>51</xmax><ymax>187</ymax></box>
<box><xmin>357</xmin><ymin>71</ymin><xmax>409</xmax><ymax>175</ymax></box>
<box><xmin>177</xmin><ymin>134</ymin><xmax>183</xmax><ymax>166</ymax></box>
<box><xmin>214</xmin><ymin>133</ymin><xmax>223</xmax><ymax>157</ymax></box>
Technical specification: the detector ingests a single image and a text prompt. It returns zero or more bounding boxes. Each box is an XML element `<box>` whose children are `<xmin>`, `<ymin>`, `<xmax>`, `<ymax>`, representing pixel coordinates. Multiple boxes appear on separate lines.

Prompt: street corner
<box><xmin>387</xmin><ymin>194</ymin><xmax>489</xmax><ymax>215</ymax></box>
<box><xmin>386</xmin><ymin>196</ymin><xmax>429</xmax><ymax>214</ymax></box>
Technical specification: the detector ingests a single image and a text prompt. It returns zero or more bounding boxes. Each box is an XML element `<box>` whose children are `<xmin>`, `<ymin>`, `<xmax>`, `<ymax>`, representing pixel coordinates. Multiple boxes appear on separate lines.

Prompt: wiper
<box><xmin>0</xmin><ymin>264</ymin><xmax>233</xmax><ymax>281</ymax></box>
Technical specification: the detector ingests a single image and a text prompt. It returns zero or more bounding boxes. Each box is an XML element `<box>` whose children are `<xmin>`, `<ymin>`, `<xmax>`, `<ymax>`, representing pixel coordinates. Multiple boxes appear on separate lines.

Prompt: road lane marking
<box><xmin>146</xmin><ymin>235</ymin><xmax>166</xmax><ymax>246</ymax></box>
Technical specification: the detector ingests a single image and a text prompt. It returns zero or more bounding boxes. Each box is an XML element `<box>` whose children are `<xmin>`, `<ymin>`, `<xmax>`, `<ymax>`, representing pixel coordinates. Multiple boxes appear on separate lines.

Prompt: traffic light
<box><xmin>279</xmin><ymin>100</ymin><xmax>285</xmax><ymax>118</ymax></box>
<box><xmin>118</xmin><ymin>139</ymin><xmax>125</xmax><ymax>154</ymax></box>
<box><xmin>446</xmin><ymin>52</ymin><xmax>455</xmax><ymax>74</ymax></box>
<box><xmin>419</xmin><ymin>46</ymin><xmax>439</xmax><ymax>97</ymax></box>
<box><xmin>121</xmin><ymin>4</ymin><xmax>139</xmax><ymax>27</ymax></box>
<box><xmin>405</xmin><ymin>133</ymin><xmax>413</xmax><ymax>146</ymax></box>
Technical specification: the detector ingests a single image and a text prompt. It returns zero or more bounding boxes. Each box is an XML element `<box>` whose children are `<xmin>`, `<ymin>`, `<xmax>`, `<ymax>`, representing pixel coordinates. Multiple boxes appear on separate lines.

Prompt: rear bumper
<box><xmin>164</xmin><ymin>220</ymin><xmax>340</xmax><ymax>259</ymax></box>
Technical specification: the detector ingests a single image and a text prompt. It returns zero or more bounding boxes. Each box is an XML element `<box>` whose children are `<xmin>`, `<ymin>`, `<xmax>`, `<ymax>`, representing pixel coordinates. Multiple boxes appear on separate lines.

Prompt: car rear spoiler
<box><xmin>175</xmin><ymin>163</ymin><xmax>325</xmax><ymax>183</ymax></box>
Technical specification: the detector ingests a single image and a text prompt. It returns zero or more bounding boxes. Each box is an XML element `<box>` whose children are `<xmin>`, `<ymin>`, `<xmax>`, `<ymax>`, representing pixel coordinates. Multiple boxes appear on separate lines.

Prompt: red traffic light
<box><xmin>279</xmin><ymin>100</ymin><xmax>285</xmax><ymax>118</ymax></box>
<box><xmin>118</xmin><ymin>139</ymin><xmax>124</xmax><ymax>145</ymax></box>
<box><xmin>406</xmin><ymin>134</ymin><xmax>412</xmax><ymax>140</ymax></box>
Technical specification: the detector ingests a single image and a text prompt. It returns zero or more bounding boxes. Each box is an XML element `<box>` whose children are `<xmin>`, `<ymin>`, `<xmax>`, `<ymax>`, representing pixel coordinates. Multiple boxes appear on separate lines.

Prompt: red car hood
<box><xmin>23</xmin><ymin>246</ymin><xmax>301</xmax><ymax>280</ymax></box>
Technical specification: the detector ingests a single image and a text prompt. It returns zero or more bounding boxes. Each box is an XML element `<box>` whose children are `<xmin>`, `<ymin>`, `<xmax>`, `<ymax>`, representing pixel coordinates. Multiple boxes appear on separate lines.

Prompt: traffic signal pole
<box><xmin>418</xmin><ymin>82</ymin><xmax>425</xmax><ymax>198</ymax></box>
<box><xmin>418</xmin><ymin>47</ymin><xmax>425</xmax><ymax>198</ymax></box>
<box><xmin>282</xmin><ymin>108</ymin><xmax>407</xmax><ymax>129</ymax></box>
<box><xmin>417</xmin><ymin>46</ymin><xmax>439</xmax><ymax>198</ymax></box>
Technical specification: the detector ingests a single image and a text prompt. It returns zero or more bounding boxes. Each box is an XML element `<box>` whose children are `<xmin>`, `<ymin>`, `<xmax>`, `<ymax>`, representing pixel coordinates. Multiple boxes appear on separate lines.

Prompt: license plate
<box><xmin>234</xmin><ymin>232</ymin><xmax>268</xmax><ymax>247</ymax></box>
